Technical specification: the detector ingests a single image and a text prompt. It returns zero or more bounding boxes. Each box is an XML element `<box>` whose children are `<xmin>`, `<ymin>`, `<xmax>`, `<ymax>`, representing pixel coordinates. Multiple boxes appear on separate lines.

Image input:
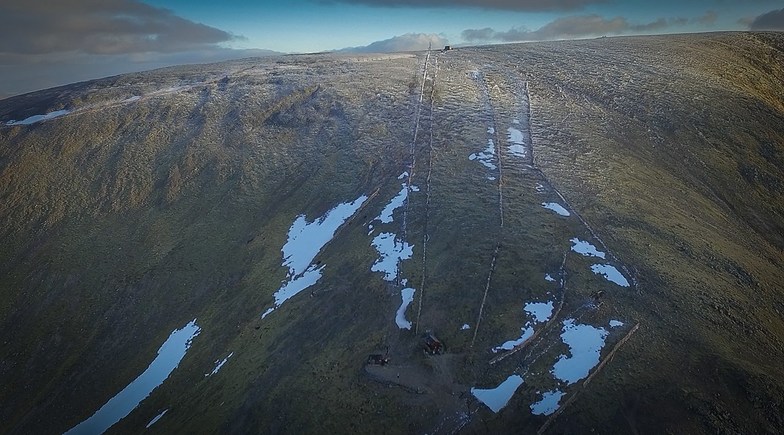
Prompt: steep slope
<box><xmin>0</xmin><ymin>33</ymin><xmax>782</xmax><ymax>434</ymax></box>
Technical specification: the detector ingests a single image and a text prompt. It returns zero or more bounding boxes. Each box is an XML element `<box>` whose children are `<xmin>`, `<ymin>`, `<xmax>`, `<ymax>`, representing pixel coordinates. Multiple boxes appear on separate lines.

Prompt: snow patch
<box><xmin>145</xmin><ymin>409</ymin><xmax>168</xmax><ymax>429</ymax></box>
<box><xmin>377</xmin><ymin>186</ymin><xmax>407</xmax><ymax>224</ymax></box>
<box><xmin>471</xmin><ymin>375</ymin><xmax>524</xmax><ymax>413</ymax></box>
<box><xmin>492</xmin><ymin>326</ymin><xmax>534</xmax><ymax>353</ymax></box>
<box><xmin>7</xmin><ymin>109</ymin><xmax>71</xmax><ymax>126</ymax></box>
<box><xmin>544</xmin><ymin>274</ymin><xmax>555</xmax><ymax>282</ymax></box>
<box><xmin>282</xmin><ymin>196</ymin><xmax>367</xmax><ymax>277</ymax></box>
<box><xmin>542</xmin><ymin>202</ymin><xmax>570</xmax><ymax>217</ymax></box>
<box><xmin>266</xmin><ymin>266</ymin><xmax>323</xmax><ymax>317</ymax></box>
<box><xmin>469</xmin><ymin>139</ymin><xmax>497</xmax><ymax>172</ymax></box>
<box><xmin>66</xmin><ymin>320</ymin><xmax>200</xmax><ymax>435</ymax></box>
<box><xmin>507</xmin><ymin>127</ymin><xmax>526</xmax><ymax>158</ymax></box>
<box><xmin>551</xmin><ymin>319</ymin><xmax>608</xmax><ymax>385</ymax></box>
<box><xmin>263</xmin><ymin>195</ymin><xmax>368</xmax><ymax>318</ymax></box>
<box><xmin>371</xmin><ymin>232</ymin><xmax>413</xmax><ymax>281</ymax></box>
<box><xmin>461</xmin><ymin>323</ymin><xmax>471</xmax><ymax>330</ymax></box>
<box><xmin>395</xmin><ymin>287</ymin><xmax>416</xmax><ymax>329</ymax></box>
<box><xmin>590</xmin><ymin>264</ymin><xmax>630</xmax><ymax>287</ymax></box>
<box><xmin>525</xmin><ymin>301</ymin><xmax>554</xmax><ymax>323</ymax></box>
<box><xmin>492</xmin><ymin>301</ymin><xmax>553</xmax><ymax>353</ymax></box>
<box><xmin>570</xmin><ymin>238</ymin><xmax>605</xmax><ymax>259</ymax></box>
<box><xmin>205</xmin><ymin>352</ymin><xmax>234</xmax><ymax>377</ymax></box>
<box><xmin>530</xmin><ymin>390</ymin><xmax>564</xmax><ymax>416</ymax></box>
<box><xmin>609</xmin><ymin>319</ymin><xmax>624</xmax><ymax>328</ymax></box>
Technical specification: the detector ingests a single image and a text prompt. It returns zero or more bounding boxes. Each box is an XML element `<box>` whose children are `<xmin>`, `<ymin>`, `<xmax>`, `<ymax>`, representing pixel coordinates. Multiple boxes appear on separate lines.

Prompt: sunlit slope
<box><xmin>0</xmin><ymin>54</ymin><xmax>420</xmax><ymax>433</ymax></box>
<box><xmin>0</xmin><ymin>33</ymin><xmax>782</xmax><ymax>434</ymax></box>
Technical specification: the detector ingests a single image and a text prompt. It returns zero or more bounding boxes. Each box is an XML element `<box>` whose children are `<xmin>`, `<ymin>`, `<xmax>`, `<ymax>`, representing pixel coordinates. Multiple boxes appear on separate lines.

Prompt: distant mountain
<box><xmin>0</xmin><ymin>48</ymin><xmax>283</xmax><ymax>100</ymax></box>
<box><xmin>1</xmin><ymin>32</ymin><xmax>783</xmax><ymax>434</ymax></box>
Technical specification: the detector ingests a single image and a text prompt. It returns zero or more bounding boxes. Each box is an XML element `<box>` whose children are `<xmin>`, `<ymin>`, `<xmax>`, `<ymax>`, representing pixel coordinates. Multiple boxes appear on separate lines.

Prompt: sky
<box><xmin>1</xmin><ymin>0</ymin><xmax>783</xmax><ymax>98</ymax></box>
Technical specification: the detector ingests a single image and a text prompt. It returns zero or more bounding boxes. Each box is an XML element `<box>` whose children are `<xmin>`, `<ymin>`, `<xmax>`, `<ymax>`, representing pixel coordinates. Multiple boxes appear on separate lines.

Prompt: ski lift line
<box><xmin>536</xmin><ymin>323</ymin><xmax>640</xmax><ymax>435</ymax></box>
<box><xmin>394</xmin><ymin>48</ymin><xmax>432</xmax><ymax>289</ymax></box>
<box><xmin>415</xmin><ymin>55</ymin><xmax>439</xmax><ymax>334</ymax></box>
<box><xmin>483</xmin><ymin>73</ymin><xmax>506</xmax><ymax>229</ymax></box>
<box><xmin>402</xmin><ymin>47</ymin><xmax>431</xmax><ymax>242</ymax></box>
<box><xmin>470</xmin><ymin>243</ymin><xmax>500</xmax><ymax>348</ymax></box>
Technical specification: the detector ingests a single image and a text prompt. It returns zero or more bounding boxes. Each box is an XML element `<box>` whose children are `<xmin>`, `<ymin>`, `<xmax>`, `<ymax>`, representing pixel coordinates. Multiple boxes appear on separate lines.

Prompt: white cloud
<box><xmin>341</xmin><ymin>33</ymin><xmax>449</xmax><ymax>53</ymax></box>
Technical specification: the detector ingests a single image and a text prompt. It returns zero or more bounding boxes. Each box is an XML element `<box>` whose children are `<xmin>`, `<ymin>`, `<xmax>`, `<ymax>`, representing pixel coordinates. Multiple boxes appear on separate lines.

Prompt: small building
<box><xmin>422</xmin><ymin>331</ymin><xmax>443</xmax><ymax>355</ymax></box>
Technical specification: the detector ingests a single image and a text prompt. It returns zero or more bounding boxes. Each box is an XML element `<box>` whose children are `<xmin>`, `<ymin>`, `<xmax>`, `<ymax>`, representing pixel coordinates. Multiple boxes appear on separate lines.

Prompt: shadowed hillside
<box><xmin>1</xmin><ymin>33</ymin><xmax>782</xmax><ymax>434</ymax></box>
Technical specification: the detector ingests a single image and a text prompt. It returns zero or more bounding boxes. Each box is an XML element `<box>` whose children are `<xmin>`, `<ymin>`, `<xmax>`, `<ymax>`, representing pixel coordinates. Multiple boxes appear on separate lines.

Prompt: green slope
<box><xmin>0</xmin><ymin>33</ymin><xmax>782</xmax><ymax>434</ymax></box>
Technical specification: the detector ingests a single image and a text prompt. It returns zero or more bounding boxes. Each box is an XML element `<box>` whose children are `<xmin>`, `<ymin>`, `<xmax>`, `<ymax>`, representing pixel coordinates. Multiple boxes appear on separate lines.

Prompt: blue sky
<box><xmin>144</xmin><ymin>0</ymin><xmax>781</xmax><ymax>52</ymax></box>
<box><xmin>1</xmin><ymin>0</ymin><xmax>783</xmax><ymax>97</ymax></box>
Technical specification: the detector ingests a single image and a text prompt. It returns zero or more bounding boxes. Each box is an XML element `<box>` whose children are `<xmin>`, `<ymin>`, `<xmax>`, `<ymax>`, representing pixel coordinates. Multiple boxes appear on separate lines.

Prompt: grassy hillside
<box><xmin>0</xmin><ymin>33</ymin><xmax>782</xmax><ymax>434</ymax></box>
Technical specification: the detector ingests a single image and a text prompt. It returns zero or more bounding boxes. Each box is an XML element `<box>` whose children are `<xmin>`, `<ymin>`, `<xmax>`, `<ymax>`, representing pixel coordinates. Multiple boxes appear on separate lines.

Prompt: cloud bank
<box><xmin>462</xmin><ymin>11</ymin><xmax>720</xmax><ymax>42</ymax></box>
<box><xmin>0</xmin><ymin>0</ymin><xmax>279</xmax><ymax>98</ymax></box>
<box><xmin>0</xmin><ymin>0</ymin><xmax>237</xmax><ymax>55</ymax></box>
<box><xmin>330</xmin><ymin>0</ymin><xmax>605</xmax><ymax>12</ymax></box>
<box><xmin>749</xmin><ymin>8</ymin><xmax>784</xmax><ymax>31</ymax></box>
<box><xmin>341</xmin><ymin>33</ymin><xmax>449</xmax><ymax>53</ymax></box>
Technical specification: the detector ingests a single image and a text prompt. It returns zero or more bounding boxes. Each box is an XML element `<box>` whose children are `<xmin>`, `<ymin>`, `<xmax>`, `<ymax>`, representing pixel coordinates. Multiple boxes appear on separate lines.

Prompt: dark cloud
<box><xmin>749</xmin><ymin>8</ymin><xmax>784</xmax><ymax>30</ymax></box>
<box><xmin>329</xmin><ymin>0</ymin><xmax>607</xmax><ymax>12</ymax></box>
<box><xmin>0</xmin><ymin>0</ymin><xmax>237</xmax><ymax>55</ymax></box>
<box><xmin>341</xmin><ymin>33</ymin><xmax>449</xmax><ymax>53</ymax></box>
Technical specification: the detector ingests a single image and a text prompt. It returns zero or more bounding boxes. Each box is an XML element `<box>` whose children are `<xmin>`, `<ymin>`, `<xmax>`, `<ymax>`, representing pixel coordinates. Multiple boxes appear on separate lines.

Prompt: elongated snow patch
<box><xmin>471</xmin><ymin>375</ymin><xmax>524</xmax><ymax>413</ymax></box>
<box><xmin>205</xmin><ymin>352</ymin><xmax>234</xmax><ymax>377</ymax></box>
<box><xmin>492</xmin><ymin>326</ymin><xmax>534</xmax><ymax>353</ymax></box>
<box><xmin>263</xmin><ymin>195</ymin><xmax>368</xmax><ymax>318</ymax></box>
<box><xmin>542</xmin><ymin>202</ymin><xmax>570</xmax><ymax>217</ymax></box>
<box><xmin>377</xmin><ymin>185</ymin><xmax>408</xmax><ymax>224</ymax></box>
<box><xmin>395</xmin><ymin>287</ymin><xmax>416</xmax><ymax>329</ymax></box>
<box><xmin>66</xmin><ymin>320</ymin><xmax>200</xmax><ymax>435</ymax></box>
<box><xmin>7</xmin><ymin>109</ymin><xmax>71</xmax><ymax>125</ymax></box>
<box><xmin>145</xmin><ymin>409</ymin><xmax>168</xmax><ymax>429</ymax></box>
<box><xmin>507</xmin><ymin>127</ymin><xmax>526</xmax><ymax>158</ymax></box>
<box><xmin>570</xmin><ymin>238</ymin><xmax>605</xmax><ymax>259</ymax></box>
<box><xmin>492</xmin><ymin>300</ymin><xmax>554</xmax><ymax>353</ymax></box>
<box><xmin>590</xmin><ymin>264</ymin><xmax>630</xmax><ymax>287</ymax></box>
<box><xmin>282</xmin><ymin>196</ymin><xmax>368</xmax><ymax>277</ymax></box>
